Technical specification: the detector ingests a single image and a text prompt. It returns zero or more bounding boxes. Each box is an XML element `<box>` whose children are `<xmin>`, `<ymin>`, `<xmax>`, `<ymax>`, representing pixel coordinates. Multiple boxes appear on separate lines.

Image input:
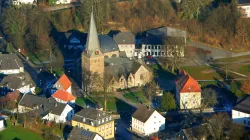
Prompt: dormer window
<box><xmin>83</xmin><ymin>118</ymin><xmax>85</xmax><ymax>122</ymax></box>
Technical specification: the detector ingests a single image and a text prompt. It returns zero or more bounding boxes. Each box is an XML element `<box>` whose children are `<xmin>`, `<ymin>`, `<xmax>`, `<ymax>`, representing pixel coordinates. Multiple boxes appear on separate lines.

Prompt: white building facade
<box><xmin>232</xmin><ymin>110</ymin><xmax>250</xmax><ymax>127</ymax></box>
<box><xmin>118</xmin><ymin>44</ymin><xmax>135</xmax><ymax>58</ymax></box>
<box><xmin>43</xmin><ymin>104</ymin><xmax>74</xmax><ymax>123</ymax></box>
<box><xmin>132</xmin><ymin>110</ymin><xmax>165</xmax><ymax>136</ymax></box>
<box><xmin>238</xmin><ymin>4</ymin><xmax>250</xmax><ymax>18</ymax></box>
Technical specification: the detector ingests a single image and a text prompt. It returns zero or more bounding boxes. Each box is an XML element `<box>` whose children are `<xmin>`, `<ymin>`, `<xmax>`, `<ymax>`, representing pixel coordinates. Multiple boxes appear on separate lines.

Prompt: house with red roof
<box><xmin>53</xmin><ymin>74</ymin><xmax>72</xmax><ymax>94</ymax></box>
<box><xmin>175</xmin><ymin>71</ymin><xmax>201</xmax><ymax>109</ymax></box>
<box><xmin>52</xmin><ymin>90</ymin><xmax>76</xmax><ymax>105</ymax></box>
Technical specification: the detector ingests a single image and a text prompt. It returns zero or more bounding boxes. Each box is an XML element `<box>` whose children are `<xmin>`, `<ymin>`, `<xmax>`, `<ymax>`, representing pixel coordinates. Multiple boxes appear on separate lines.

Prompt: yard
<box><xmin>181</xmin><ymin>65</ymin><xmax>247</xmax><ymax>80</ymax></box>
<box><xmin>123</xmin><ymin>91</ymin><xmax>148</xmax><ymax>103</ymax></box>
<box><xmin>0</xmin><ymin>120</ymin><xmax>43</xmax><ymax>140</ymax></box>
<box><xmin>213</xmin><ymin>55</ymin><xmax>250</xmax><ymax>63</ymax></box>
<box><xmin>76</xmin><ymin>96</ymin><xmax>135</xmax><ymax>113</ymax></box>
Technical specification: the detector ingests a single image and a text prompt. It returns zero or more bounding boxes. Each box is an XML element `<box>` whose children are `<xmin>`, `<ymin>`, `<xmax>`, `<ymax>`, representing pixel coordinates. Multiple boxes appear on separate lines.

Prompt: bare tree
<box><xmin>163</xmin><ymin>37</ymin><xmax>185</xmax><ymax>72</ymax></box>
<box><xmin>82</xmin><ymin>68</ymin><xmax>102</xmax><ymax>96</ymax></box>
<box><xmin>143</xmin><ymin>80</ymin><xmax>157</xmax><ymax>107</ymax></box>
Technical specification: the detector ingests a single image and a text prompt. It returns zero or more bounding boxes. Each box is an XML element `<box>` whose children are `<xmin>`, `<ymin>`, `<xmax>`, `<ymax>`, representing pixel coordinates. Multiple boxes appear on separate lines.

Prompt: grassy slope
<box><xmin>123</xmin><ymin>91</ymin><xmax>148</xmax><ymax>103</ymax></box>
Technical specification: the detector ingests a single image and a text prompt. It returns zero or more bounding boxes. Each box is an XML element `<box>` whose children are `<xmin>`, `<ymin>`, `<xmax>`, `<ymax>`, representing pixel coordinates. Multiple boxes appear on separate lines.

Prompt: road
<box><xmin>16</xmin><ymin>53</ymin><xmax>42</xmax><ymax>86</ymax></box>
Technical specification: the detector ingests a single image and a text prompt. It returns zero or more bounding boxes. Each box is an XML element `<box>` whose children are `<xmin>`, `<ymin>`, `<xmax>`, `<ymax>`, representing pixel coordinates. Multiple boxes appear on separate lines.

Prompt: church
<box><xmin>81</xmin><ymin>11</ymin><xmax>152</xmax><ymax>91</ymax></box>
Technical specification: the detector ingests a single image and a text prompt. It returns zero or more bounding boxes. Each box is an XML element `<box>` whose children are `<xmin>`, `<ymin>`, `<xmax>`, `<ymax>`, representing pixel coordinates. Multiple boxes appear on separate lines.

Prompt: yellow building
<box><xmin>72</xmin><ymin>108</ymin><xmax>114</xmax><ymax>139</ymax></box>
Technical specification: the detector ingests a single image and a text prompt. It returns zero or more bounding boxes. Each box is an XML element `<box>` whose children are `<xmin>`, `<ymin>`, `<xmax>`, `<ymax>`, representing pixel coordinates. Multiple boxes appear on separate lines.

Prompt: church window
<box><xmin>140</xmin><ymin>74</ymin><xmax>144</xmax><ymax>81</ymax></box>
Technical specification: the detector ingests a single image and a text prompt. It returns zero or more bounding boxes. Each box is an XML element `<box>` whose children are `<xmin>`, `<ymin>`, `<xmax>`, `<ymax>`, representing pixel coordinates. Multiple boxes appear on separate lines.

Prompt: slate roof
<box><xmin>113</xmin><ymin>32</ymin><xmax>135</xmax><ymax>44</ymax></box>
<box><xmin>0</xmin><ymin>53</ymin><xmax>23</xmax><ymax>70</ymax></box>
<box><xmin>52</xmin><ymin>90</ymin><xmax>76</xmax><ymax>102</ymax></box>
<box><xmin>0</xmin><ymin>75</ymin><xmax>27</xmax><ymax>89</ymax></box>
<box><xmin>98</xmin><ymin>35</ymin><xmax>119</xmax><ymax>53</ymax></box>
<box><xmin>132</xmin><ymin>104</ymin><xmax>155</xmax><ymax>123</ymax></box>
<box><xmin>19</xmin><ymin>94</ymin><xmax>47</xmax><ymax>109</ymax></box>
<box><xmin>145</xmin><ymin>26</ymin><xmax>187</xmax><ymax>39</ymax></box>
<box><xmin>50</xmin><ymin>103</ymin><xmax>68</xmax><ymax>116</ymax></box>
<box><xmin>238</xmin><ymin>0</ymin><xmax>250</xmax><ymax>5</ymax></box>
<box><xmin>175</xmin><ymin>71</ymin><xmax>201</xmax><ymax>93</ymax></box>
<box><xmin>141</xmin><ymin>36</ymin><xmax>185</xmax><ymax>45</ymax></box>
<box><xmin>72</xmin><ymin>108</ymin><xmax>112</xmax><ymax>127</ymax></box>
<box><xmin>104</xmin><ymin>57</ymin><xmax>141</xmax><ymax>80</ymax></box>
<box><xmin>57</xmin><ymin>74</ymin><xmax>72</xmax><ymax>90</ymax></box>
<box><xmin>233</xmin><ymin>96</ymin><xmax>250</xmax><ymax>114</ymax></box>
<box><xmin>68</xmin><ymin>127</ymin><xmax>101</xmax><ymax>140</ymax></box>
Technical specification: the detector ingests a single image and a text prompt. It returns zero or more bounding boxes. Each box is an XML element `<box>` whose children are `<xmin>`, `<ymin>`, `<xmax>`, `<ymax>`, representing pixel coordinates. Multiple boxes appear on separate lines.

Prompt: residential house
<box><xmin>72</xmin><ymin>108</ymin><xmax>114</xmax><ymax>139</ymax></box>
<box><xmin>52</xmin><ymin>90</ymin><xmax>76</xmax><ymax>105</ymax></box>
<box><xmin>232</xmin><ymin>96</ymin><xmax>250</xmax><ymax>127</ymax></box>
<box><xmin>53</xmin><ymin>74</ymin><xmax>72</xmax><ymax>94</ymax></box>
<box><xmin>113</xmin><ymin>32</ymin><xmax>136</xmax><ymax>58</ymax></box>
<box><xmin>0</xmin><ymin>120</ymin><xmax>3</xmax><ymax>129</ymax></box>
<box><xmin>42</xmin><ymin>103</ymin><xmax>74</xmax><ymax>123</ymax></box>
<box><xmin>68</xmin><ymin>127</ymin><xmax>103</xmax><ymax>140</ymax></box>
<box><xmin>0</xmin><ymin>75</ymin><xmax>35</xmax><ymax>94</ymax></box>
<box><xmin>81</xmin><ymin>10</ymin><xmax>152</xmax><ymax>91</ymax></box>
<box><xmin>18</xmin><ymin>94</ymin><xmax>47</xmax><ymax>113</ymax></box>
<box><xmin>176</xmin><ymin>124</ymin><xmax>211</xmax><ymax>140</ymax></box>
<box><xmin>63</xmin><ymin>31</ymin><xmax>86</xmax><ymax>51</ymax></box>
<box><xmin>175</xmin><ymin>71</ymin><xmax>201</xmax><ymax>109</ymax></box>
<box><xmin>135</xmin><ymin>26</ymin><xmax>186</xmax><ymax>59</ymax></box>
<box><xmin>238</xmin><ymin>0</ymin><xmax>250</xmax><ymax>18</ymax></box>
<box><xmin>18</xmin><ymin>94</ymin><xmax>74</xmax><ymax>123</ymax></box>
<box><xmin>0</xmin><ymin>54</ymin><xmax>24</xmax><ymax>75</ymax></box>
<box><xmin>0</xmin><ymin>90</ymin><xmax>20</xmax><ymax>108</ymax></box>
<box><xmin>131</xmin><ymin>105</ymin><xmax>165</xmax><ymax>136</ymax></box>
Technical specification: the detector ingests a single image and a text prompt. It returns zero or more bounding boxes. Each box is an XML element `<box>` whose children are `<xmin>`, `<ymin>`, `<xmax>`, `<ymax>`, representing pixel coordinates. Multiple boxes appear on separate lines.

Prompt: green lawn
<box><xmin>28</xmin><ymin>53</ymin><xmax>50</xmax><ymax>65</ymax></box>
<box><xmin>181</xmin><ymin>66</ymin><xmax>246</xmax><ymax>80</ymax></box>
<box><xmin>149</xmin><ymin>64</ymin><xmax>176</xmax><ymax>80</ymax></box>
<box><xmin>123</xmin><ymin>91</ymin><xmax>148</xmax><ymax>103</ymax></box>
<box><xmin>213</xmin><ymin>55</ymin><xmax>250</xmax><ymax>63</ymax></box>
<box><xmin>0</xmin><ymin>120</ymin><xmax>43</xmax><ymax>140</ymax></box>
<box><xmin>76</xmin><ymin>96</ymin><xmax>134</xmax><ymax>113</ymax></box>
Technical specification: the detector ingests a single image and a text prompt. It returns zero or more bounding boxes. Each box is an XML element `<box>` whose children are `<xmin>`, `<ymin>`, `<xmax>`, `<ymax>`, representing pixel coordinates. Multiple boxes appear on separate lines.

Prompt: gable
<box><xmin>70</xmin><ymin>37</ymin><xmax>80</xmax><ymax>44</ymax></box>
<box><xmin>145</xmin><ymin>111</ymin><xmax>165</xmax><ymax>124</ymax></box>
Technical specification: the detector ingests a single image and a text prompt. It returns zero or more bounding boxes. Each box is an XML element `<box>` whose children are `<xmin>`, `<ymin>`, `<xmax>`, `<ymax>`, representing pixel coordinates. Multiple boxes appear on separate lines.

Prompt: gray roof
<box><xmin>145</xmin><ymin>26</ymin><xmax>187</xmax><ymax>38</ymax></box>
<box><xmin>72</xmin><ymin>108</ymin><xmax>112</xmax><ymax>127</ymax></box>
<box><xmin>84</xmin><ymin>10</ymin><xmax>103</xmax><ymax>58</ymax></box>
<box><xmin>233</xmin><ymin>96</ymin><xmax>250</xmax><ymax>114</ymax></box>
<box><xmin>104</xmin><ymin>57</ymin><xmax>141</xmax><ymax>80</ymax></box>
<box><xmin>19</xmin><ymin>94</ymin><xmax>47</xmax><ymax>109</ymax></box>
<box><xmin>132</xmin><ymin>104</ymin><xmax>155</xmax><ymax>123</ymax></box>
<box><xmin>113</xmin><ymin>32</ymin><xmax>135</xmax><ymax>44</ymax></box>
<box><xmin>141</xmin><ymin>36</ymin><xmax>185</xmax><ymax>45</ymax></box>
<box><xmin>0</xmin><ymin>53</ymin><xmax>23</xmax><ymax>70</ymax></box>
<box><xmin>0</xmin><ymin>75</ymin><xmax>26</xmax><ymax>89</ymax></box>
<box><xmin>238</xmin><ymin>0</ymin><xmax>250</xmax><ymax>5</ymax></box>
<box><xmin>98</xmin><ymin>35</ymin><xmax>119</xmax><ymax>53</ymax></box>
<box><xmin>50</xmin><ymin>103</ymin><xmax>68</xmax><ymax>116</ymax></box>
<box><xmin>68</xmin><ymin>127</ymin><xmax>100</xmax><ymax>140</ymax></box>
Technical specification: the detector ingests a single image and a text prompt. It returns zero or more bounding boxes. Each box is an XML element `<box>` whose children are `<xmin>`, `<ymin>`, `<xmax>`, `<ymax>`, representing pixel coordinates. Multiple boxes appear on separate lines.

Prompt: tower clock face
<box><xmin>95</xmin><ymin>50</ymin><xmax>99</xmax><ymax>55</ymax></box>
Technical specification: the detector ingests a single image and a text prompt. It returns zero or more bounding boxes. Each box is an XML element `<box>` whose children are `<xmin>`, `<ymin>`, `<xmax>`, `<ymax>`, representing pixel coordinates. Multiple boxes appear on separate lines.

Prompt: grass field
<box><xmin>76</xmin><ymin>96</ymin><xmax>134</xmax><ymax>112</ymax></box>
<box><xmin>0</xmin><ymin>120</ymin><xmax>43</xmax><ymax>140</ymax></box>
<box><xmin>123</xmin><ymin>91</ymin><xmax>148</xmax><ymax>103</ymax></box>
<box><xmin>213</xmin><ymin>55</ymin><xmax>250</xmax><ymax>63</ymax></box>
<box><xmin>181</xmin><ymin>65</ymin><xmax>246</xmax><ymax>80</ymax></box>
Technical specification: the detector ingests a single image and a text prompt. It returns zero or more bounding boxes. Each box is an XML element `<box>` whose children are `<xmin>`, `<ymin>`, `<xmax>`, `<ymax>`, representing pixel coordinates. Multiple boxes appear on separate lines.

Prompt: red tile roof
<box><xmin>0</xmin><ymin>90</ymin><xmax>20</xmax><ymax>104</ymax></box>
<box><xmin>52</xmin><ymin>90</ymin><xmax>76</xmax><ymax>102</ymax></box>
<box><xmin>58</xmin><ymin>74</ymin><xmax>72</xmax><ymax>90</ymax></box>
<box><xmin>175</xmin><ymin>71</ymin><xmax>201</xmax><ymax>93</ymax></box>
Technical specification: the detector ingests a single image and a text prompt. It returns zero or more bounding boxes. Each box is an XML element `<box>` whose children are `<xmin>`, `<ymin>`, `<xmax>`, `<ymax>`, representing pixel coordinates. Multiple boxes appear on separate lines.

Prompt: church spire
<box><xmin>84</xmin><ymin>8</ymin><xmax>102</xmax><ymax>57</ymax></box>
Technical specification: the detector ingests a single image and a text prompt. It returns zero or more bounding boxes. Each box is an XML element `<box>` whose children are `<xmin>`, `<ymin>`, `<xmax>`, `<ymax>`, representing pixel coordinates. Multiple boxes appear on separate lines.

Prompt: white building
<box><xmin>53</xmin><ymin>74</ymin><xmax>72</xmax><ymax>94</ymax></box>
<box><xmin>0</xmin><ymin>75</ymin><xmax>35</xmax><ymax>95</ymax></box>
<box><xmin>12</xmin><ymin>0</ymin><xmax>36</xmax><ymax>5</ymax></box>
<box><xmin>175</xmin><ymin>71</ymin><xmax>201</xmax><ymax>109</ymax></box>
<box><xmin>43</xmin><ymin>103</ymin><xmax>74</xmax><ymax>123</ymax></box>
<box><xmin>113</xmin><ymin>32</ymin><xmax>136</xmax><ymax>58</ymax></box>
<box><xmin>131</xmin><ymin>105</ymin><xmax>165</xmax><ymax>136</ymax></box>
<box><xmin>0</xmin><ymin>120</ymin><xmax>4</xmax><ymax>129</ymax></box>
<box><xmin>68</xmin><ymin>127</ymin><xmax>103</xmax><ymax>140</ymax></box>
<box><xmin>135</xmin><ymin>26</ymin><xmax>186</xmax><ymax>59</ymax></box>
<box><xmin>0</xmin><ymin>54</ymin><xmax>24</xmax><ymax>75</ymax></box>
<box><xmin>52</xmin><ymin>90</ymin><xmax>76</xmax><ymax>105</ymax></box>
<box><xmin>238</xmin><ymin>0</ymin><xmax>250</xmax><ymax>18</ymax></box>
<box><xmin>232</xmin><ymin>96</ymin><xmax>250</xmax><ymax>127</ymax></box>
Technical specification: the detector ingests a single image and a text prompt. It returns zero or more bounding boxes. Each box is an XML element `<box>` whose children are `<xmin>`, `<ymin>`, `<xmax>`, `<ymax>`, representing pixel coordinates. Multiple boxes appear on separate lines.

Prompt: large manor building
<box><xmin>81</xmin><ymin>11</ymin><xmax>151</xmax><ymax>91</ymax></box>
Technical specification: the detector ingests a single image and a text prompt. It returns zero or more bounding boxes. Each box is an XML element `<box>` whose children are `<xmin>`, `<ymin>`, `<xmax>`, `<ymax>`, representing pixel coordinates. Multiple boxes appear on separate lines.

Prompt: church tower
<box><xmin>82</xmin><ymin>10</ymin><xmax>104</xmax><ymax>77</ymax></box>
